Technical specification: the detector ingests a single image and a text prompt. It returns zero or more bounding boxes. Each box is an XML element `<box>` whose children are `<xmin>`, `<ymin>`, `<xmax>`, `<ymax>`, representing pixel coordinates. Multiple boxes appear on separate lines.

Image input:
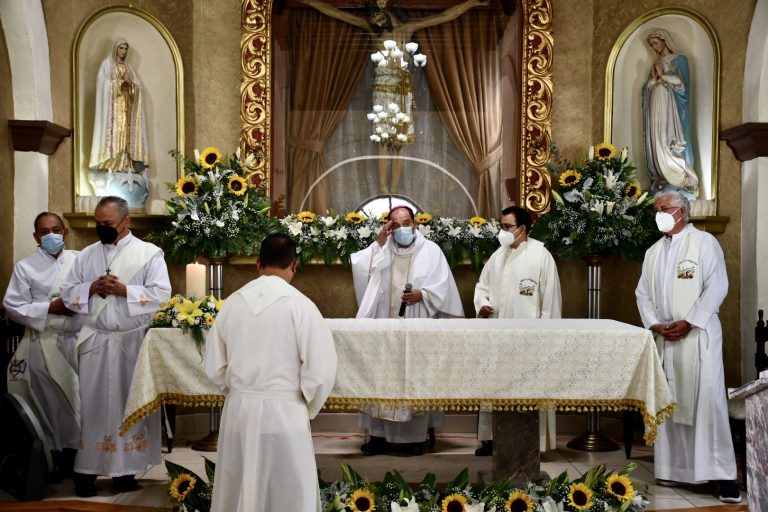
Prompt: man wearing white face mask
<box><xmin>473</xmin><ymin>206</ymin><xmax>562</xmax><ymax>456</ymax></box>
<box><xmin>351</xmin><ymin>205</ymin><xmax>464</xmax><ymax>455</ymax></box>
<box><xmin>635</xmin><ymin>191</ymin><xmax>740</xmax><ymax>503</ymax></box>
<box><xmin>4</xmin><ymin>212</ymin><xmax>83</xmax><ymax>480</ymax></box>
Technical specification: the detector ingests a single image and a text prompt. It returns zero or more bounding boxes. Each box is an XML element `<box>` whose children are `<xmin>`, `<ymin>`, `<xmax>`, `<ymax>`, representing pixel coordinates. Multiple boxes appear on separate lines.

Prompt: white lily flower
<box><xmin>215</xmin><ymin>220</ymin><xmax>225</xmax><ymax>227</ymax></box>
<box><xmin>287</xmin><ymin>222</ymin><xmax>303</xmax><ymax>236</ymax></box>
<box><xmin>604</xmin><ymin>169</ymin><xmax>619</xmax><ymax>190</ymax></box>
<box><xmin>417</xmin><ymin>224</ymin><xmax>432</xmax><ymax>237</ymax></box>
<box><xmin>319</xmin><ymin>216</ymin><xmax>336</xmax><ymax>227</ymax></box>
<box><xmin>541</xmin><ymin>496</ymin><xmax>565</xmax><ymax>512</ymax></box>
<box><xmin>636</xmin><ymin>191</ymin><xmax>648</xmax><ymax>204</ymax></box>
<box><xmin>563</xmin><ymin>189</ymin><xmax>583</xmax><ymax>203</ymax></box>
<box><xmin>242</xmin><ymin>153</ymin><xmax>256</xmax><ymax>168</ymax></box>
<box><xmin>448</xmin><ymin>226</ymin><xmax>462</xmax><ymax>237</ymax></box>
<box><xmin>606</xmin><ymin>201</ymin><xmax>616</xmax><ymax>214</ymax></box>
<box><xmin>468</xmin><ymin>225</ymin><xmax>483</xmax><ymax>237</ymax></box>
<box><xmin>620</xmin><ymin>146</ymin><xmax>628</xmax><ymax>162</ymax></box>
<box><xmin>591</xmin><ymin>200</ymin><xmax>605</xmax><ymax>217</ymax></box>
<box><xmin>310</xmin><ymin>226</ymin><xmax>320</xmax><ymax>236</ymax></box>
<box><xmin>194</xmin><ymin>148</ymin><xmax>201</xmax><ymax>163</ymax></box>
<box><xmin>357</xmin><ymin>226</ymin><xmax>372</xmax><ymax>238</ymax></box>
<box><xmin>588</xmin><ymin>145</ymin><xmax>594</xmax><ymax>160</ymax></box>
<box><xmin>465</xmin><ymin>503</ymin><xmax>485</xmax><ymax>512</ymax></box>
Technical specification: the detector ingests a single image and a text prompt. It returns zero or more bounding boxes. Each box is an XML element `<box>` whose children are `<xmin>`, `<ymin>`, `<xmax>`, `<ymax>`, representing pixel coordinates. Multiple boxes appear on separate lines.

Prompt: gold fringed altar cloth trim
<box><xmin>120</xmin><ymin>392</ymin><xmax>225</xmax><ymax>436</ymax></box>
<box><xmin>122</xmin><ymin>320</ymin><xmax>675</xmax><ymax>446</ymax></box>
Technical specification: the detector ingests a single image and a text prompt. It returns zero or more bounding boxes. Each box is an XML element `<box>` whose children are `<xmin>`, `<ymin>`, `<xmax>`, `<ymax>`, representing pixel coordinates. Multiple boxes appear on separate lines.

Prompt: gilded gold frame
<box><xmin>604</xmin><ymin>7</ymin><xmax>721</xmax><ymax>206</ymax></box>
<box><xmin>240</xmin><ymin>0</ymin><xmax>554</xmax><ymax>214</ymax></box>
<box><xmin>71</xmin><ymin>5</ymin><xmax>185</xmax><ymax>211</ymax></box>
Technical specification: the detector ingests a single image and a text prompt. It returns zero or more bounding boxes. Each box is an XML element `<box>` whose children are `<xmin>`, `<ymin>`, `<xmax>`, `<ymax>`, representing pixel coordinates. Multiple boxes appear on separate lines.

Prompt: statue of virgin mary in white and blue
<box><xmin>642</xmin><ymin>28</ymin><xmax>698</xmax><ymax>199</ymax></box>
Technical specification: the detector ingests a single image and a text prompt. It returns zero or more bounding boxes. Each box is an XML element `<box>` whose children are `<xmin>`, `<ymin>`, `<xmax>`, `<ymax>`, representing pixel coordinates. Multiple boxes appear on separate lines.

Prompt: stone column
<box><xmin>491</xmin><ymin>410</ymin><xmax>541</xmax><ymax>483</ymax></box>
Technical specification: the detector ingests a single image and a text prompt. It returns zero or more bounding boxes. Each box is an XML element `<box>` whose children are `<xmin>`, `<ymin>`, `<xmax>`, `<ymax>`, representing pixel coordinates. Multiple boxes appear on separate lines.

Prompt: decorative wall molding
<box><xmin>720</xmin><ymin>122</ymin><xmax>768</xmax><ymax>162</ymax></box>
<box><xmin>8</xmin><ymin>120</ymin><xmax>71</xmax><ymax>155</ymax></box>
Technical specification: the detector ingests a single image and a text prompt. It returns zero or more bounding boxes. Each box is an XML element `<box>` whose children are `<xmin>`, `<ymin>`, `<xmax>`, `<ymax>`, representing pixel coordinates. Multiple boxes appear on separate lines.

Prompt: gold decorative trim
<box><xmin>71</xmin><ymin>5</ymin><xmax>185</xmax><ymax>211</ymax></box>
<box><xmin>119</xmin><ymin>392</ymin><xmax>225</xmax><ymax>436</ymax></box>
<box><xmin>519</xmin><ymin>0</ymin><xmax>554</xmax><ymax>215</ymax></box>
<box><xmin>241</xmin><ymin>1</ymin><xmax>553</xmax><ymax>214</ymax></box>
<box><xmin>604</xmin><ymin>7</ymin><xmax>721</xmax><ymax>208</ymax></box>
<box><xmin>240</xmin><ymin>0</ymin><xmax>271</xmax><ymax>196</ymax></box>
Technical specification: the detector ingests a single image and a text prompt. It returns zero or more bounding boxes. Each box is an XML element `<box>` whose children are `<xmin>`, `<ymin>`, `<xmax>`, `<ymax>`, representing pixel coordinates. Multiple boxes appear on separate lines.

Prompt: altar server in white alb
<box><xmin>4</xmin><ymin>212</ymin><xmax>83</xmax><ymax>479</ymax></box>
<box><xmin>204</xmin><ymin>233</ymin><xmax>337</xmax><ymax>512</ymax></box>
<box><xmin>60</xmin><ymin>196</ymin><xmax>171</xmax><ymax>497</ymax></box>
<box><xmin>351</xmin><ymin>205</ymin><xmax>464</xmax><ymax>455</ymax></box>
<box><xmin>635</xmin><ymin>190</ymin><xmax>740</xmax><ymax>503</ymax></box>
<box><xmin>473</xmin><ymin>205</ymin><xmax>562</xmax><ymax>456</ymax></box>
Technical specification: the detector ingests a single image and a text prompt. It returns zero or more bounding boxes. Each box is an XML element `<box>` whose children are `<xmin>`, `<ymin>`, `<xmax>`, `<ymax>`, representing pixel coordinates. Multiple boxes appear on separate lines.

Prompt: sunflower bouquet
<box><xmin>165</xmin><ymin>457</ymin><xmax>214</xmax><ymax>512</ymax></box>
<box><xmin>414</xmin><ymin>214</ymin><xmax>500</xmax><ymax>269</ymax></box>
<box><xmin>150</xmin><ymin>293</ymin><xmax>224</xmax><ymax>351</ymax></box>
<box><xmin>530</xmin><ymin>142</ymin><xmax>657</xmax><ymax>262</ymax></box>
<box><xmin>150</xmin><ymin>147</ymin><xmax>279</xmax><ymax>263</ymax></box>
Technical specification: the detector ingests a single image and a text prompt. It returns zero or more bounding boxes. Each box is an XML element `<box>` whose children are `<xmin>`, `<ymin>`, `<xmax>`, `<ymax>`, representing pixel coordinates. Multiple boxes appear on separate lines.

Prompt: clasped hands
<box><xmin>652</xmin><ymin>320</ymin><xmax>692</xmax><ymax>341</ymax></box>
<box><xmin>90</xmin><ymin>274</ymin><xmax>127</xmax><ymax>299</ymax></box>
<box><xmin>48</xmin><ymin>298</ymin><xmax>75</xmax><ymax>317</ymax></box>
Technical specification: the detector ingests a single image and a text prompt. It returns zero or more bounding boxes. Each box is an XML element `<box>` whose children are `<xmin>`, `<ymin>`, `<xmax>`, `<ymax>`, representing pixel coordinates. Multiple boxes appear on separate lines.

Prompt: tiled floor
<box><xmin>0</xmin><ymin>433</ymin><xmax>743</xmax><ymax>510</ymax></box>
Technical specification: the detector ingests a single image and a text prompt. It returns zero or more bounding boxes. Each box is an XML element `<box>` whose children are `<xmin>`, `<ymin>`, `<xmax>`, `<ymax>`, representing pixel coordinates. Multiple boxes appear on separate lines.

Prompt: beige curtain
<box><xmin>419</xmin><ymin>11</ymin><xmax>503</xmax><ymax>217</ymax></box>
<box><xmin>287</xmin><ymin>11</ymin><xmax>369</xmax><ymax>213</ymax></box>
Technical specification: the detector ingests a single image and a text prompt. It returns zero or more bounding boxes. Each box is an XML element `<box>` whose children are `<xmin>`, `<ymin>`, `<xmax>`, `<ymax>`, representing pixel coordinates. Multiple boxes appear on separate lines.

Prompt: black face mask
<box><xmin>96</xmin><ymin>217</ymin><xmax>125</xmax><ymax>245</ymax></box>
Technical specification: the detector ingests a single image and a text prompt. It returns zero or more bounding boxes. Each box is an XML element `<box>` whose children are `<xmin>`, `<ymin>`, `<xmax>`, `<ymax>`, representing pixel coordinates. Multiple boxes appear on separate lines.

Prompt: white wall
<box><xmin>0</xmin><ymin>0</ymin><xmax>52</xmax><ymax>261</ymax></box>
<box><xmin>740</xmin><ymin>0</ymin><xmax>768</xmax><ymax>382</ymax></box>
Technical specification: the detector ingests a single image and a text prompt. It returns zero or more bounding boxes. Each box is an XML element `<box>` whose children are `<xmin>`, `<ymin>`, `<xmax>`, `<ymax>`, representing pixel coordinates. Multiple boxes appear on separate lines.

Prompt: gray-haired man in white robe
<box><xmin>636</xmin><ymin>190</ymin><xmax>740</xmax><ymax>503</ymax></box>
<box><xmin>60</xmin><ymin>196</ymin><xmax>171</xmax><ymax>497</ymax></box>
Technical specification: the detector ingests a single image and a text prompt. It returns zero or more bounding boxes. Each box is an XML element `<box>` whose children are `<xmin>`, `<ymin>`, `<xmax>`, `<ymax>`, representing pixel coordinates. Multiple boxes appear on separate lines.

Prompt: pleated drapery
<box><xmin>419</xmin><ymin>10</ymin><xmax>503</xmax><ymax>217</ymax></box>
<box><xmin>287</xmin><ymin>11</ymin><xmax>369</xmax><ymax>213</ymax></box>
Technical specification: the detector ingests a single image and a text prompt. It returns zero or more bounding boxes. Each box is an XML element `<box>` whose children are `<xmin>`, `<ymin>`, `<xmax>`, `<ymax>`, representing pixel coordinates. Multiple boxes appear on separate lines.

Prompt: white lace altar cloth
<box><xmin>121</xmin><ymin>319</ymin><xmax>673</xmax><ymax>444</ymax></box>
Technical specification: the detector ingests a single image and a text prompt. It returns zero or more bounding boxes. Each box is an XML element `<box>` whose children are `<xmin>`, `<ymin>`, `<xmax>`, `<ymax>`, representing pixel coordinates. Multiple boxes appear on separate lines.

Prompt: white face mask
<box><xmin>497</xmin><ymin>228</ymin><xmax>518</xmax><ymax>247</ymax></box>
<box><xmin>393</xmin><ymin>226</ymin><xmax>415</xmax><ymax>246</ymax></box>
<box><xmin>655</xmin><ymin>208</ymin><xmax>680</xmax><ymax>233</ymax></box>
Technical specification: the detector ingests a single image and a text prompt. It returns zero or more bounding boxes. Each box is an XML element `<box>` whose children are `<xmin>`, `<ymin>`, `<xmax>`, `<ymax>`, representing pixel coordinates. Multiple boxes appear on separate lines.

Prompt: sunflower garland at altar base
<box><xmin>149</xmin><ymin>147</ymin><xmax>279</xmax><ymax>264</ymax></box>
<box><xmin>530</xmin><ymin>143</ymin><xmax>657</xmax><ymax>262</ymax></box>
<box><xmin>165</xmin><ymin>457</ymin><xmax>215</xmax><ymax>512</ymax></box>
<box><xmin>149</xmin><ymin>293</ymin><xmax>224</xmax><ymax>351</ymax></box>
<box><xmin>280</xmin><ymin>210</ymin><xmax>500</xmax><ymax>270</ymax></box>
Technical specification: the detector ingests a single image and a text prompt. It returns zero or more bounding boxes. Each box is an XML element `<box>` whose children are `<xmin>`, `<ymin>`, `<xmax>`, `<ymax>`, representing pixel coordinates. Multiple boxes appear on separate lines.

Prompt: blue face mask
<box><xmin>40</xmin><ymin>233</ymin><xmax>64</xmax><ymax>255</ymax></box>
<box><xmin>393</xmin><ymin>226</ymin><xmax>415</xmax><ymax>246</ymax></box>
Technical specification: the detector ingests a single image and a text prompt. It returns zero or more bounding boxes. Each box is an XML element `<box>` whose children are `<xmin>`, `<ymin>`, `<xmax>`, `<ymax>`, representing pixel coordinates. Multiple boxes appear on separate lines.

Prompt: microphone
<box><xmin>398</xmin><ymin>282</ymin><xmax>413</xmax><ymax>317</ymax></box>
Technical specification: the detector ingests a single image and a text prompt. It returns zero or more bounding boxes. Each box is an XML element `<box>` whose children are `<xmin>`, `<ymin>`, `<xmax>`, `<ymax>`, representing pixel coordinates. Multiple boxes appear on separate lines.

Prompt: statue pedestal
<box><xmin>87</xmin><ymin>170</ymin><xmax>149</xmax><ymax>211</ymax></box>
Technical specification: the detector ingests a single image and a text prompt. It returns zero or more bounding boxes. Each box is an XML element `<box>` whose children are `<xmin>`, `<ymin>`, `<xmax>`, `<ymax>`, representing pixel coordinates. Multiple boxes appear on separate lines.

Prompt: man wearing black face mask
<box><xmin>60</xmin><ymin>196</ymin><xmax>171</xmax><ymax>497</ymax></box>
<box><xmin>4</xmin><ymin>212</ymin><xmax>82</xmax><ymax>481</ymax></box>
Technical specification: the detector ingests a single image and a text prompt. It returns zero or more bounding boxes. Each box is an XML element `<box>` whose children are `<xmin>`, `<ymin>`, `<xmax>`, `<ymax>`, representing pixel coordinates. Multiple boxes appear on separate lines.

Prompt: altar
<box><xmin>121</xmin><ymin>318</ymin><xmax>673</xmax><ymax>479</ymax></box>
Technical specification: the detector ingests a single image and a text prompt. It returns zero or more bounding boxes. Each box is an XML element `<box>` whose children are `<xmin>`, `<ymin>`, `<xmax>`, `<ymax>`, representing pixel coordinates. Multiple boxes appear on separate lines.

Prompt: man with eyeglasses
<box><xmin>4</xmin><ymin>212</ymin><xmax>83</xmax><ymax>481</ymax></box>
<box><xmin>635</xmin><ymin>190</ymin><xmax>740</xmax><ymax>503</ymax></box>
<box><xmin>473</xmin><ymin>206</ymin><xmax>562</xmax><ymax>456</ymax></box>
<box><xmin>60</xmin><ymin>196</ymin><xmax>171</xmax><ymax>497</ymax></box>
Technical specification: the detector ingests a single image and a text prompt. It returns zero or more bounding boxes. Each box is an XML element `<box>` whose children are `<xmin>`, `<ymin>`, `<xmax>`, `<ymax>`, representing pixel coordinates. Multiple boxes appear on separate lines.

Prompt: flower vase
<box><xmin>191</xmin><ymin>257</ymin><xmax>226</xmax><ymax>452</ymax></box>
<box><xmin>566</xmin><ymin>254</ymin><xmax>621</xmax><ymax>452</ymax></box>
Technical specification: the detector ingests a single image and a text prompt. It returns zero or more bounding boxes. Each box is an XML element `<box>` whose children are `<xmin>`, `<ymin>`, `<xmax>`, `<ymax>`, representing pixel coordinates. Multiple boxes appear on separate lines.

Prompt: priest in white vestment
<box><xmin>4</xmin><ymin>212</ymin><xmax>83</xmax><ymax>479</ymax></box>
<box><xmin>204</xmin><ymin>233</ymin><xmax>337</xmax><ymax>512</ymax></box>
<box><xmin>351</xmin><ymin>206</ymin><xmax>464</xmax><ymax>455</ymax></box>
<box><xmin>635</xmin><ymin>190</ymin><xmax>740</xmax><ymax>503</ymax></box>
<box><xmin>473</xmin><ymin>206</ymin><xmax>562</xmax><ymax>456</ymax></box>
<box><xmin>60</xmin><ymin>197</ymin><xmax>171</xmax><ymax>497</ymax></box>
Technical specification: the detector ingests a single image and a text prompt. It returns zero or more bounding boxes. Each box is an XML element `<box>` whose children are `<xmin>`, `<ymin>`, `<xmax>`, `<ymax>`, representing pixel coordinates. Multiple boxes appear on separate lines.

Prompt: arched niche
<box><xmin>239</xmin><ymin>0</ymin><xmax>554</xmax><ymax>217</ymax></box>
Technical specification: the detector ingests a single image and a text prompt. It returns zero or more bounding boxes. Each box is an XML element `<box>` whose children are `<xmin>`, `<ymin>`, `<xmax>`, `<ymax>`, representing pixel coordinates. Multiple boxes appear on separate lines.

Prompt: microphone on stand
<box><xmin>398</xmin><ymin>282</ymin><xmax>413</xmax><ymax>318</ymax></box>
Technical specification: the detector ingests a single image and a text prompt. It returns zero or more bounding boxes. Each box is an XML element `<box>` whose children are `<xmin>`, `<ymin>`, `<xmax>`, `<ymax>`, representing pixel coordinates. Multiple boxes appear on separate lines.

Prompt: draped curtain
<box><xmin>287</xmin><ymin>11</ymin><xmax>369</xmax><ymax>213</ymax></box>
<box><xmin>419</xmin><ymin>10</ymin><xmax>503</xmax><ymax>217</ymax></box>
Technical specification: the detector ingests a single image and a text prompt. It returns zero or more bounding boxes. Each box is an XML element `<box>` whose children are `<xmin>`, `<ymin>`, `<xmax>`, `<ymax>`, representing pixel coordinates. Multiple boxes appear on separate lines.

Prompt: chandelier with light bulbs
<box><xmin>367</xmin><ymin>39</ymin><xmax>427</xmax><ymax>148</ymax></box>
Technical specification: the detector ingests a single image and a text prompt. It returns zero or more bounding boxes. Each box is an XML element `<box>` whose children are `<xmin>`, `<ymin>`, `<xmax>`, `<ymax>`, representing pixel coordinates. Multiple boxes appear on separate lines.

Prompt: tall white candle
<box><xmin>186</xmin><ymin>263</ymin><xmax>206</xmax><ymax>298</ymax></box>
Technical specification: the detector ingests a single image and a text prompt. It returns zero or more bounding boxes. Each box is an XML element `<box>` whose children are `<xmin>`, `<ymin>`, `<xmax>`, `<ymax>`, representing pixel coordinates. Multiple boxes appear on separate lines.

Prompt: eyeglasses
<box><xmin>501</xmin><ymin>223</ymin><xmax>518</xmax><ymax>231</ymax></box>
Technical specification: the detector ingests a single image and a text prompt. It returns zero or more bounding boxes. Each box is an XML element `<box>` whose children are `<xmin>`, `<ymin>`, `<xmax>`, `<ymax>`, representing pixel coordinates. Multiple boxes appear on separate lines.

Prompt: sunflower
<box><xmin>298</xmin><ymin>211</ymin><xmax>316</xmax><ymax>223</ymax></box>
<box><xmin>175</xmin><ymin>176</ymin><xmax>199</xmax><ymax>196</ymax></box>
<box><xmin>568</xmin><ymin>483</ymin><xmax>594</xmax><ymax>511</ymax></box>
<box><xmin>346</xmin><ymin>212</ymin><xmax>365</xmax><ymax>224</ymax></box>
<box><xmin>204</xmin><ymin>313</ymin><xmax>215</xmax><ymax>327</ymax></box>
<box><xmin>227</xmin><ymin>175</ymin><xmax>248</xmax><ymax>196</ymax></box>
<box><xmin>349</xmin><ymin>488</ymin><xmax>376</xmax><ymax>512</ymax></box>
<box><xmin>624</xmin><ymin>182</ymin><xmax>642</xmax><ymax>199</ymax></box>
<box><xmin>415</xmin><ymin>213</ymin><xmax>433</xmax><ymax>224</ymax></box>
<box><xmin>606</xmin><ymin>474</ymin><xmax>634</xmax><ymax>501</ymax></box>
<box><xmin>504</xmin><ymin>490</ymin><xmax>534</xmax><ymax>512</ymax></box>
<box><xmin>200</xmin><ymin>146</ymin><xmax>222</xmax><ymax>169</ymax></box>
<box><xmin>169</xmin><ymin>473</ymin><xmax>196</xmax><ymax>502</ymax></box>
<box><xmin>594</xmin><ymin>142</ymin><xmax>616</xmax><ymax>160</ymax></box>
<box><xmin>152</xmin><ymin>311</ymin><xmax>166</xmax><ymax>321</ymax></box>
<box><xmin>469</xmin><ymin>216</ymin><xmax>486</xmax><ymax>227</ymax></box>
<box><xmin>558</xmin><ymin>169</ymin><xmax>582</xmax><ymax>188</ymax></box>
<box><xmin>380</xmin><ymin>211</ymin><xmax>390</xmax><ymax>222</ymax></box>
<box><xmin>441</xmin><ymin>493</ymin><xmax>468</xmax><ymax>512</ymax></box>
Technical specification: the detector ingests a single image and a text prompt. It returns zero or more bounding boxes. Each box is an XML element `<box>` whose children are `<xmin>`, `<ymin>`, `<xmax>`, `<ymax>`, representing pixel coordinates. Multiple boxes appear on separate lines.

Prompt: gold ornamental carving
<box><xmin>519</xmin><ymin>0</ymin><xmax>553</xmax><ymax>215</ymax></box>
<box><xmin>240</xmin><ymin>0</ymin><xmax>271</xmax><ymax>195</ymax></box>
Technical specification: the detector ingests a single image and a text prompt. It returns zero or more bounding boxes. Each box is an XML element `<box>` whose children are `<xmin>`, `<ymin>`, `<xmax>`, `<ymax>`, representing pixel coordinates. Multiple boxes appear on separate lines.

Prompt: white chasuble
<box><xmin>60</xmin><ymin>233</ymin><xmax>171</xmax><ymax>476</ymax></box>
<box><xmin>473</xmin><ymin>238</ymin><xmax>562</xmax><ymax>451</ymax></box>
<box><xmin>4</xmin><ymin>249</ymin><xmax>83</xmax><ymax>451</ymax></box>
<box><xmin>636</xmin><ymin>224</ymin><xmax>736</xmax><ymax>483</ymax></box>
<box><xmin>204</xmin><ymin>276</ymin><xmax>337</xmax><ymax>512</ymax></box>
<box><xmin>351</xmin><ymin>231</ymin><xmax>464</xmax><ymax>442</ymax></box>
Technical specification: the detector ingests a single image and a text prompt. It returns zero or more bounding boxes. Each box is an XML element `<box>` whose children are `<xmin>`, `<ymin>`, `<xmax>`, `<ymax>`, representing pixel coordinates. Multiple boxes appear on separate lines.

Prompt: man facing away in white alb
<box><xmin>204</xmin><ymin>233</ymin><xmax>337</xmax><ymax>512</ymax></box>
